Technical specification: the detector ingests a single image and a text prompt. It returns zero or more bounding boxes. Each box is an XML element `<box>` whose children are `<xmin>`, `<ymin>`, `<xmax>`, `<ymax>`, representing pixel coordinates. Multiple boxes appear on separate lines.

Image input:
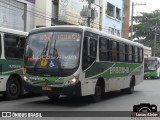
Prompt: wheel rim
<box><xmin>9</xmin><ymin>83</ymin><xmax>18</xmax><ymax>95</ymax></box>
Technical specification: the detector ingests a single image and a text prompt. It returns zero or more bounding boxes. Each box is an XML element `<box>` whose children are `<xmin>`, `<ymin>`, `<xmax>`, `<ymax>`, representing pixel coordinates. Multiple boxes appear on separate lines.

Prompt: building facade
<box><xmin>0</xmin><ymin>0</ymin><xmax>35</xmax><ymax>32</ymax></box>
<box><xmin>101</xmin><ymin>0</ymin><xmax>124</xmax><ymax>37</ymax></box>
<box><xmin>52</xmin><ymin>0</ymin><xmax>101</xmax><ymax>29</ymax></box>
<box><xmin>34</xmin><ymin>0</ymin><xmax>130</xmax><ymax>39</ymax></box>
<box><xmin>34</xmin><ymin>0</ymin><xmax>52</xmax><ymax>28</ymax></box>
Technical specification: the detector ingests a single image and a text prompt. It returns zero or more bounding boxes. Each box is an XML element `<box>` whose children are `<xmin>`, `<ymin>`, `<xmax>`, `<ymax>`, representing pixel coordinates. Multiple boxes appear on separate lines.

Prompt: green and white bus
<box><xmin>0</xmin><ymin>27</ymin><xmax>28</xmax><ymax>100</ymax></box>
<box><xmin>23</xmin><ymin>26</ymin><xmax>144</xmax><ymax>102</ymax></box>
<box><xmin>144</xmin><ymin>57</ymin><xmax>160</xmax><ymax>79</ymax></box>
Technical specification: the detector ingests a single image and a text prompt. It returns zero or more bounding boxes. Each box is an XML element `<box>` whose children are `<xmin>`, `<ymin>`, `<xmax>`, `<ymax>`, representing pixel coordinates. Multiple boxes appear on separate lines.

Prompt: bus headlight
<box><xmin>71</xmin><ymin>77</ymin><xmax>78</xmax><ymax>84</ymax></box>
<box><xmin>23</xmin><ymin>76</ymin><xmax>28</xmax><ymax>81</ymax></box>
<box><xmin>65</xmin><ymin>76</ymin><xmax>79</xmax><ymax>85</ymax></box>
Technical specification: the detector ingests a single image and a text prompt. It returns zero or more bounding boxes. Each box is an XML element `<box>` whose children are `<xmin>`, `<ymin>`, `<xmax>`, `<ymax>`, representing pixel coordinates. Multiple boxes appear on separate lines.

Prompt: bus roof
<box><xmin>30</xmin><ymin>25</ymin><xmax>144</xmax><ymax>48</ymax></box>
<box><xmin>143</xmin><ymin>46</ymin><xmax>151</xmax><ymax>50</ymax></box>
<box><xmin>0</xmin><ymin>27</ymin><xmax>28</xmax><ymax>36</ymax></box>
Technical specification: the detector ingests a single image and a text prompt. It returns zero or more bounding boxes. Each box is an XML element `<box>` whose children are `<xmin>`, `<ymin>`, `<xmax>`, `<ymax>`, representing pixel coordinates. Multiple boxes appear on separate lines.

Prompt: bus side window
<box><xmin>82</xmin><ymin>37</ymin><xmax>97</xmax><ymax>71</ymax></box>
<box><xmin>119</xmin><ymin>42</ymin><xmax>125</xmax><ymax>62</ymax></box>
<box><xmin>99</xmin><ymin>37</ymin><xmax>109</xmax><ymax>61</ymax></box>
<box><xmin>139</xmin><ymin>48</ymin><xmax>143</xmax><ymax>63</ymax></box>
<box><xmin>18</xmin><ymin>36</ymin><xmax>26</xmax><ymax>59</ymax></box>
<box><xmin>0</xmin><ymin>34</ymin><xmax>1</xmax><ymax>58</ymax></box>
<box><xmin>128</xmin><ymin>45</ymin><xmax>132</xmax><ymax>63</ymax></box>
<box><xmin>110</xmin><ymin>41</ymin><xmax>117</xmax><ymax>62</ymax></box>
<box><xmin>4</xmin><ymin>34</ymin><xmax>26</xmax><ymax>59</ymax></box>
<box><xmin>132</xmin><ymin>47</ymin><xmax>135</xmax><ymax>63</ymax></box>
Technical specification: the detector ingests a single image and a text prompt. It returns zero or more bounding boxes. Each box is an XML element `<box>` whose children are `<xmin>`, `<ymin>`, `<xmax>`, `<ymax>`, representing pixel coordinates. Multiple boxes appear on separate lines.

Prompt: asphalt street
<box><xmin>0</xmin><ymin>79</ymin><xmax>160</xmax><ymax>120</ymax></box>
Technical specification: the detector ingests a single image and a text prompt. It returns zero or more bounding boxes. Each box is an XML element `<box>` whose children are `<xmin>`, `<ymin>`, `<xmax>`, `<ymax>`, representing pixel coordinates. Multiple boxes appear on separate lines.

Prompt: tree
<box><xmin>131</xmin><ymin>10</ymin><xmax>160</xmax><ymax>56</ymax></box>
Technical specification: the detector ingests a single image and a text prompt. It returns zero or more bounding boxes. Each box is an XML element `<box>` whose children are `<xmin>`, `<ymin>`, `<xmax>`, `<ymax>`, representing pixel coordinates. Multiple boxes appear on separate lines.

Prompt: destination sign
<box><xmin>39</xmin><ymin>33</ymin><xmax>81</xmax><ymax>41</ymax></box>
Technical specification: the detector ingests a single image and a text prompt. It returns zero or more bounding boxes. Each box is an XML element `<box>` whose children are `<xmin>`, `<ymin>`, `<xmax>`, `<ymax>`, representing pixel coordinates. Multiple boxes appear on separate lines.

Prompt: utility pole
<box><xmin>87</xmin><ymin>0</ymin><xmax>91</xmax><ymax>27</ymax></box>
<box><xmin>131</xmin><ymin>2</ymin><xmax>134</xmax><ymax>41</ymax></box>
<box><xmin>153</xmin><ymin>22</ymin><xmax>158</xmax><ymax>56</ymax></box>
<box><xmin>80</xmin><ymin>0</ymin><xmax>98</xmax><ymax>28</ymax></box>
<box><xmin>130</xmin><ymin>2</ymin><xmax>146</xmax><ymax>40</ymax></box>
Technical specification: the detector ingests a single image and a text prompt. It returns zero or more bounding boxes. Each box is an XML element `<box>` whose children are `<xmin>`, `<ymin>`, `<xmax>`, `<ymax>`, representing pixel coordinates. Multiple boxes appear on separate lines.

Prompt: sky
<box><xmin>131</xmin><ymin>0</ymin><xmax>160</xmax><ymax>15</ymax></box>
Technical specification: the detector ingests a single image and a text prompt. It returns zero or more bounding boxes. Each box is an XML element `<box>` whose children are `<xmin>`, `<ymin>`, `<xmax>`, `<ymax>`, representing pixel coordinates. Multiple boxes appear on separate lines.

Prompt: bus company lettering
<box><xmin>110</xmin><ymin>67</ymin><xmax>129</xmax><ymax>74</ymax></box>
<box><xmin>9</xmin><ymin>65</ymin><xmax>21</xmax><ymax>69</ymax></box>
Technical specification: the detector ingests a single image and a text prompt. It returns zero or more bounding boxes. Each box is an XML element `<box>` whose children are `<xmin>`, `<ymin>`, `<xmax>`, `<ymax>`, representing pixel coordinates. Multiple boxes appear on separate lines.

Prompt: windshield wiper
<box><xmin>34</xmin><ymin>40</ymin><xmax>49</xmax><ymax>70</ymax></box>
<box><xmin>40</xmin><ymin>40</ymin><xmax>49</xmax><ymax>57</ymax></box>
<box><xmin>50</xmin><ymin>39</ymin><xmax>62</xmax><ymax>71</ymax></box>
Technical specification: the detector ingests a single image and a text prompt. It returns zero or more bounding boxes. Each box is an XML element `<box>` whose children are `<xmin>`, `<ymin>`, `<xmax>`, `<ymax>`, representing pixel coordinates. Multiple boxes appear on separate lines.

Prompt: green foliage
<box><xmin>131</xmin><ymin>10</ymin><xmax>160</xmax><ymax>56</ymax></box>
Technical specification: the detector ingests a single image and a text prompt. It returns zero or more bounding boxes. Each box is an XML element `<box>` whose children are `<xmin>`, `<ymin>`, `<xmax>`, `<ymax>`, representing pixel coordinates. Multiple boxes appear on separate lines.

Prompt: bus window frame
<box><xmin>4</xmin><ymin>33</ymin><xmax>26</xmax><ymax>60</ymax></box>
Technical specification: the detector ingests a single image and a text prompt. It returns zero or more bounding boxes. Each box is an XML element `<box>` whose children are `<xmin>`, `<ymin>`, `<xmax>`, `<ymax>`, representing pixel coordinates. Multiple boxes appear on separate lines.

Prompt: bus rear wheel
<box><xmin>121</xmin><ymin>77</ymin><xmax>135</xmax><ymax>94</ymax></box>
<box><xmin>4</xmin><ymin>78</ymin><xmax>21</xmax><ymax>100</ymax></box>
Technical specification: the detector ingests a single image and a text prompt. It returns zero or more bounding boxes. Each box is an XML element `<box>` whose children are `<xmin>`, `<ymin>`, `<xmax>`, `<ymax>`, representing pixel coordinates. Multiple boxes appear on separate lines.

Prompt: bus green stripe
<box><xmin>85</xmin><ymin>62</ymin><xmax>142</xmax><ymax>79</ymax></box>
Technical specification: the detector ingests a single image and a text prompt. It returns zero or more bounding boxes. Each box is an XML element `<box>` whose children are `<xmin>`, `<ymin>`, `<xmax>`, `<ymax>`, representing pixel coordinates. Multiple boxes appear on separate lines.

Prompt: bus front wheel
<box><xmin>4</xmin><ymin>78</ymin><xmax>21</xmax><ymax>100</ymax></box>
<box><xmin>90</xmin><ymin>82</ymin><xmax>102</xmax><ymax>102</ymax></box>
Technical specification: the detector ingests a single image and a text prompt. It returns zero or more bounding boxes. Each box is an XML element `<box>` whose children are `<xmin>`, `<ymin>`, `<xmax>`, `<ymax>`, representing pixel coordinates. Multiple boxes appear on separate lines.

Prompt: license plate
<box><xmin>42</xmin><ymin>86</ymin><xmax>51</xmax><ymax>91</ymax></box>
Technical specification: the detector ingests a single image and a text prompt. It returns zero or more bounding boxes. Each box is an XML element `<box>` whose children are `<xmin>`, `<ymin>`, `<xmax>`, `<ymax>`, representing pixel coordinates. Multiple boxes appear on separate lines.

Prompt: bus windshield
<box><xmin>144</xmin><ymin>60</ymin><xmax>157</xmax><ymax>71</ymax></box>
<box><xmin>24</xmin><ymin>31</ymin><xmax>81</xmax><ymax>70</ymax></box>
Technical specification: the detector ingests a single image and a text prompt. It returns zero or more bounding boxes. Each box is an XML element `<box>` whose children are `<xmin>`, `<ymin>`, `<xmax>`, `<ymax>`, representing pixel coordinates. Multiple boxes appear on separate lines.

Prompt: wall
<box><xmin>122</xmin><ymin>0</ymin><xmax>130</xmax><ymax>39</ymax></box>
<box><xmin>102</xmin><ymin>0</ymin><xmax>124</xmax><ymax>37</ymax></box>
<box><xmin>34</xmin><ymin>0</ymin><xmax>52</xmax><ymax>28</ymax></box>
<box><xmin>0</xmin><ymin>0</ymin><xmax>35</xmax><ymax>32</ymax></box>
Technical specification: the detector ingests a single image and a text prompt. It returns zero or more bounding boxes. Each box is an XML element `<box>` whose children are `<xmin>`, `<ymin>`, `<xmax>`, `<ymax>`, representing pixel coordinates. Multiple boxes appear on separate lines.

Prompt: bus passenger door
<box><xmin>81</xmin><ymin>35</ymin><xmax>97</xmax><ymax>96</ymax></box>
<box><xmin>82</xmin><ymin>37</ymin><xmax>97</xmax><ymax>71</ymax></box>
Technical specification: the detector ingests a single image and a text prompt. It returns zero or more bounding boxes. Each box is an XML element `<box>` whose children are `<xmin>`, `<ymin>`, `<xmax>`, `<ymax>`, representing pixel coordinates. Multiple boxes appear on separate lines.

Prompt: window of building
<box><xmin>116</xmin><ymin>7</ymin><xmax>121</xmax><ymax>20</ymax></box>
<box><xmin>106</xmin><ymin>2</ymin><xmax>115</xmax><ymax>17</ymax></box>
<box><xmin>92</xmin><ymin>0</ymin><xmax>99</xmax><ymax>5</ymax></box>
<box><xmin>109</xmin><ymin>27</ymin><xmax>114</xmax><ymax>35</ymax></box>
<box><xmin>4</xmin><ymin>34</ymin><xmax>26</xmax><ymax>59</ymax></box>
<box><xmin>115</xmin><ymin>29</ymin><xmax>121</xmax><ymax>37</ymax></box>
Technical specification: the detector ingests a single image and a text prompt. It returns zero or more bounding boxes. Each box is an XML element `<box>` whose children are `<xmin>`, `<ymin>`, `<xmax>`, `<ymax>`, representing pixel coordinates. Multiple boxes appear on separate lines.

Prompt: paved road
<box><xmin>0</xmin><ymin>79</ymin><xmax>160</xmax><ymax>120</ymax></box>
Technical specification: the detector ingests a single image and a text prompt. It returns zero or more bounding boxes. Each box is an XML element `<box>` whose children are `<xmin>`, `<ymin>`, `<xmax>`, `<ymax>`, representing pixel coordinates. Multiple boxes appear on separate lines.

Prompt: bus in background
<box><xmin>0</xmin><ymin>27</ymin><xmax>28</xmax><ymax>100</ymax></box>
<box><xmin>144</xmin><ymin>57</ymin><xmax>160</xmax><ymax>79</ymax></box>
<box><xmin>23</xmin><ymin>26</ymin><xmax>144</xmax><ymax>102</ymax></box>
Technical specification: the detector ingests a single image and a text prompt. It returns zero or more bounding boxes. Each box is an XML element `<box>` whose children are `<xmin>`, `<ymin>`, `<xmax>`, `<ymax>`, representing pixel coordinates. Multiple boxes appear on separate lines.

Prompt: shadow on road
<box><xmin>144</xmin><ymin>78</ymin><xmax>160</xmax><ymax>80</ymax></box>
<box><xmin>22</xmin><ymin>91</ymin><xmax>141</xmax><ymax>107</ymax></box>
<box><xmin>0</xmin><ymin>93</ymin><xmax>41</xmax><ymax>101</ymax></box>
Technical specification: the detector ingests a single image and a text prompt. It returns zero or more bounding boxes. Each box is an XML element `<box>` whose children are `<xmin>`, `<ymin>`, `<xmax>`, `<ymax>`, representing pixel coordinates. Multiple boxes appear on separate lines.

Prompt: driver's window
<box><xmin>82</xmin><ymin>36</ymin><xmax>97</xmax><ymax>71</ymax></box>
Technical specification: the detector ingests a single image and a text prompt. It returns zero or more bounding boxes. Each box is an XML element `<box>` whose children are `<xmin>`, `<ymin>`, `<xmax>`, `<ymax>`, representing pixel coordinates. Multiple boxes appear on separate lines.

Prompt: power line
<box><xmin>0</xmin><ymin>0</ymin><xmax>124</xmax><ymax>35</ymax></box>
<box><xmin>0</xmin><ymin>0</ymin><xmax>54</xmax><ymax>21</ymax></box>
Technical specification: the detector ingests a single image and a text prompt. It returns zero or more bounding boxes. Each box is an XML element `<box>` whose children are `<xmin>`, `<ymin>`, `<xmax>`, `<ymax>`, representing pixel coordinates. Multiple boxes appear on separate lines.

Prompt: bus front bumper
<box><xmin>24</xmin><ymin>81</ymin><xmax>82</xmax><ymax>96</ymax></box>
